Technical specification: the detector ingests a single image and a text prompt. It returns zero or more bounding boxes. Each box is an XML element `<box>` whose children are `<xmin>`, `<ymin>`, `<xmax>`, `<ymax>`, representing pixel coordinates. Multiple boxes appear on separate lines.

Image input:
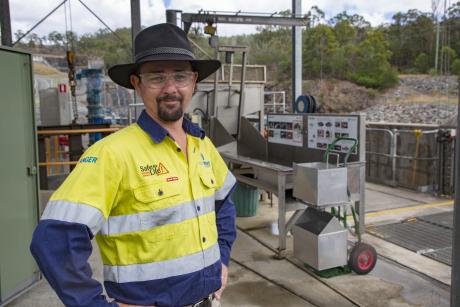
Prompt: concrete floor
<box><xmin>5</xmin><ymin>183</ymin><xmax>453</xmax><ymax>307</ymax></box>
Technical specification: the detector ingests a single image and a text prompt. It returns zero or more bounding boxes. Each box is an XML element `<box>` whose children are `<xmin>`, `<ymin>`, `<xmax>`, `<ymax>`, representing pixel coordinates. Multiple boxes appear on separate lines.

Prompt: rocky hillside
<box><xmin>364</xmin><ymin>103</ymin><xmax>456</xmax><ymax>124</ymax></box>
<box><xmin>277</xmin><ymin>75</ymin><xmax>459</xmax><ymax>125</ymax></box>
<box><xmin>366</xmin><ymin>75</ymin><xmax>458</xmax><ymax>124</ymax></box>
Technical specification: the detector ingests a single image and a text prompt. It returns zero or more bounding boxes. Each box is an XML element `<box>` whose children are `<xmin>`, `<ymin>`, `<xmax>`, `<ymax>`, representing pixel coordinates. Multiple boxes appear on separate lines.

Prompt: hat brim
<box><xmin>108</xmin><ymin>57</ymin><xmax>221</xmax><ymax>89</ymax></box>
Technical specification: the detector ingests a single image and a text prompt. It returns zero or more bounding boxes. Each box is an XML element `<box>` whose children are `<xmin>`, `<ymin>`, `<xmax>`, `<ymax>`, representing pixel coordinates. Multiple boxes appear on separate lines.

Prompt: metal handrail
<box><xmin>37</xmin><ymin>127</ymin><xmax>121</xmax><ymax>176</ymax></box>
<box><xmin>39</xmin><ymin>161</ymin><xmax>78</xmax><ymax>167</ymax></box>
<box><xmin>37</xmin><ymin>128</ymin><xmax>121</xmax><ymax>135</ymax></box>
<box><xmin>366</xmin><ymin>128</ymin><xmax>397</xmax><ymax>186</ymax></box>
<box><xmin>366</xmin><ymin>127</ymin><xmax>440</xmax><ymax>188</ymax></box>
<box><xmin>396</xmin><ymin>129</ymin><xmax>439</xmax><ymax>135</ymax></box>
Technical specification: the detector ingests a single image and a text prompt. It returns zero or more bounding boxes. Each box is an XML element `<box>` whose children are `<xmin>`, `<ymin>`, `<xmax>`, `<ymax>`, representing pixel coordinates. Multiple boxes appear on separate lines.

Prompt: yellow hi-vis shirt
<box><xmin>42</xmin><ymin>118</ymin><xmax>236</xmax><ymax>286</ymax></box>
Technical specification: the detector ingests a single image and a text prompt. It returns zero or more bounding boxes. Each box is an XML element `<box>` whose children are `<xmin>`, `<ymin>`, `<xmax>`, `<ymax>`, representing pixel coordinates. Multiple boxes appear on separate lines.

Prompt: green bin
<box><xmin>232</xmin><ymin>182</ymin><xmax>259</xmax><ymax>217</ymax></box>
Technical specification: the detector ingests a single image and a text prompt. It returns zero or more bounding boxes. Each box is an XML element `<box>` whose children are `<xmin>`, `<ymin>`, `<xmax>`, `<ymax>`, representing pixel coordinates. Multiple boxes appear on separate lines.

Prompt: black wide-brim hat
<box><xmin>108</xmin><ymin>23</ymin><xmax>221</xmax><ymax>89</ymax></box>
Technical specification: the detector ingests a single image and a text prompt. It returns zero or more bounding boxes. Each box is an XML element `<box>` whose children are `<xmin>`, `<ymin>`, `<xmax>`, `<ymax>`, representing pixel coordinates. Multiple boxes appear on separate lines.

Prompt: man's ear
<box><xmin>192</xmin><ymin>72</ymin><xmax>198</xmax><ymax>94</ymax></box>
<box><xmin>130</xmin><ymin>74</ymin><xmax>140</xmax><ymax>90</ymax></box>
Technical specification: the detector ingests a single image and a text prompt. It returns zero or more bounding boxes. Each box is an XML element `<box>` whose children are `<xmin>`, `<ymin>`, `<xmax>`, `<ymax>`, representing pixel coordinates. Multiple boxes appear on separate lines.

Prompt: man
<box><xmin>30</xmin><ymin>23</ymin><xmax>237</xmax><ymax>307</ymax></box>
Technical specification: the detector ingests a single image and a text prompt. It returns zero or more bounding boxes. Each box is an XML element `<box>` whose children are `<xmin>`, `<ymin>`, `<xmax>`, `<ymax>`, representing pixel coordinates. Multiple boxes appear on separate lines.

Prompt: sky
<box><xmin>8</xmin><ymin>0</ymin><xmax>434</xmax><ymax>40</ymax></box>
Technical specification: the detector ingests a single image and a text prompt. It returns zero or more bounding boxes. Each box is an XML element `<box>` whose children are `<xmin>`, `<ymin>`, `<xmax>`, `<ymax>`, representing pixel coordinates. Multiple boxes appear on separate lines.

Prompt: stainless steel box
<box><xmin>292</xmin><ymin>208</ymin><xmax>348</xmax><ymax>271</ymax></box>
<box><xmin>293</xmin><ymin>162</ymin><xmax>348</xmax><ymax>207</ymax></box>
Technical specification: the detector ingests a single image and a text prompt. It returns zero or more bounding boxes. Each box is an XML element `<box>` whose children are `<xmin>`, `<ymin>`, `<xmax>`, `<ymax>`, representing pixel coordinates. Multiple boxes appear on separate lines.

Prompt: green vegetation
<box><xmin>13</xmin><ymin>3</ymin><xmax>460</xmax><ymax>88</ymax></box>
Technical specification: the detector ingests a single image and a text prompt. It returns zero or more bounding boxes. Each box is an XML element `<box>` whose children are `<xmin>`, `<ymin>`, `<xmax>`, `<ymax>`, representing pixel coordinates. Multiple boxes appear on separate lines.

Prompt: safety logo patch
<box><xmin>140</xmin><ymin>162</ymin><xmax>169</xmax><ymax>177</ymax></box>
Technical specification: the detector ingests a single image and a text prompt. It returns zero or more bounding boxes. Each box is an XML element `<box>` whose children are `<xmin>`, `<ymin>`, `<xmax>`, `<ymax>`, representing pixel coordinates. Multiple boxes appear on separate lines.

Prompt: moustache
<box><xmin>157</xmin><ymin>95</ymin><xmax>183</xmax><ymax>103</ymax></box>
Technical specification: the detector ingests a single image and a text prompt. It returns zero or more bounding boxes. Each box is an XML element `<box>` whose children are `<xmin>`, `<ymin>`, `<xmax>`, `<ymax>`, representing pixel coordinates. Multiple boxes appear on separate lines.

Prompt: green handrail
<box><xmin>323</xmin><ymin>137</ymin><xmax>359</xmax><ymax>166</ymax></box>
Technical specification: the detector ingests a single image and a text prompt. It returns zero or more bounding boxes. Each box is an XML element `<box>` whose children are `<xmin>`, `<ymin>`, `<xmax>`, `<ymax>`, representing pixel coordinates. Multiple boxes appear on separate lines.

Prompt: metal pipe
<box><xmin>451</xmin><ymin>137</ymin><xmax>456</xmax><ymax>194</ymax></box>
<box><xmin>397</xmin><ymin>129</ymin><xmax>439</xmax><ymax>134</ymax></box>
<box><xmin>0</xmin><ymin>0</ymin><xmax>12</xmax><ymax>46</ymax></box>
<box><xmin>366</xmin><ymin>152</ymin><xmax>439</xmax><ymax>161</ymax></box>
<box><xmin>358</xmin><ymin>113</ymin><xmax>366</xmax><ymax>234</ymax></box>
<box><xmin>366</xmin><ymin>152</ymin><xmax>392</xmax><ymax>157</ymax></box>
<box><xmin>451</xmin><ymin>76</ymin><xmax>460</xmax><ymax>307</ymax></box>
<box><xmin>45</xmin><ymin>138</ymin><xmax>51</xmax><ymax>176</ymax></box>
<box><xmin>411</xmin><ymin>129</ymin><xmax>423</xmax><ymax>185</ymax></box>
<box><xmin>437</xmin><ymin>130</ymin><xmax>444</xmax><ymax>195</ymax></box>
<box><xmin>181</xmin><ymin>12</ymin><xmax>308</xmax><ymax>27</ymax></box>
<box><xmin>366</xmin><ymin>127</ymin><xmax>395</xmax><ymax>132</ymax></box>
<box><xmin>366</xmin><ymin>127</ymin><xmax>396</xmax><ymax>186</ymax></box>
<box><xmin>227</xmin><ymin>56</ymin><xmax>234</xmax><ymax>108</ymax></box>
<box><xmin>39</xmin><ymin>161</ymin><xmax>78</xmax><ymax>166</ymax></box>
<box><xmin>291</xmin><ymin>0</ymin><xmax>302</xmax><ymax>108</ymax></box>
<box><xmin>212</xmin><ymin>51</ymin><xmax>220</xmax><ymax>118</ymax></box>
<box><xmin>236</xmin><ymin>51</ymin><xmax>247</xmax><ymax>138</ymax></box>
<box><xmin>166</xmin><ymin>9</ymin><xmax>179</xmax><ymax>26</ymax></box>
<box><xmin>37</xmin><ymin>128</ymin><xmax>120</xmax><ymax>135</ymax></box>
<box><xmin>392</xmin><ymin>129</ymin><xmax>398</xmax><ymax>187</ymax></box>
<box><xmin>54</xmin><ymin>136</ymin><xmax>59</xmax><ymax>175</ymax></box>
<box><xmin>130</xmin><ymin>0</ymin><xmax>141</xmax><ymax>56</ymax></box>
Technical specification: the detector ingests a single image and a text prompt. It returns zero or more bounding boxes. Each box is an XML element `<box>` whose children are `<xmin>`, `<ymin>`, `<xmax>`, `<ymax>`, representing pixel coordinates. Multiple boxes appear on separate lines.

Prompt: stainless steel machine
<box><xmin>220</xmin><ymin>112</ymin><xmax>377</xmax><ymax>274</ymax></box>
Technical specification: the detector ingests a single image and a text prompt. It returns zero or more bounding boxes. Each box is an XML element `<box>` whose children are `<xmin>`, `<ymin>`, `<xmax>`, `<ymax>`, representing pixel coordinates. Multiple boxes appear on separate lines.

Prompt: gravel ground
<box><xmin>364</xmin><ymin>103</ymin><xmax>457</xmax><ymax>125</ymax></box>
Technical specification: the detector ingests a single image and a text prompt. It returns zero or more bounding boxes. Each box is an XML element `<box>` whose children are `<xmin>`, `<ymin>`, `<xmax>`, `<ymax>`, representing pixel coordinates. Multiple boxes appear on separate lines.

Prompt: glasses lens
<box><xmin>140</xmin><ymin>72</ymin><xmax>194</xmax><ymax>89</ymax></box>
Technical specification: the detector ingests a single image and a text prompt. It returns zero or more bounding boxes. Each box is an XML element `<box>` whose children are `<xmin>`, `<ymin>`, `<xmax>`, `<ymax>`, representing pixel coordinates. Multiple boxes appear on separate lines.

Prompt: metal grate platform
<box><xmin>367</xmin><ymin>212</ymin><xmax>453</xmax><ymax>265</ymax></box>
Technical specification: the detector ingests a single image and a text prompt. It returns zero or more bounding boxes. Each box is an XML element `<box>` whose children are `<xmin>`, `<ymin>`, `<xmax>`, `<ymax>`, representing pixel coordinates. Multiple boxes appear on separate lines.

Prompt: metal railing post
<box><xmin>391</xmin><ymin>129</ymin><xmax>398</xmax><ymax>187</ymax></box>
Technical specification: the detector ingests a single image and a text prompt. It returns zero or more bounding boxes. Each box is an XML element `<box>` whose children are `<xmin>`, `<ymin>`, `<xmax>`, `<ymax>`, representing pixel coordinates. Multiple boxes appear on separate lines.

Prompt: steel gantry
<box><xmin>166</xmin><ymin>6</ymin><xmax>308</xmax><ymax>109</ymax></box>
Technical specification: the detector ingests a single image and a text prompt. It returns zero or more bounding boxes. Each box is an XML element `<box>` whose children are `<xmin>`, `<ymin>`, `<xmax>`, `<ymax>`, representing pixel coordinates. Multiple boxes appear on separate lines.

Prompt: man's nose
<box><xmin>160</xmin><ymin>77</ymin><xmax>178</xmax><ymax>93</ymax></box>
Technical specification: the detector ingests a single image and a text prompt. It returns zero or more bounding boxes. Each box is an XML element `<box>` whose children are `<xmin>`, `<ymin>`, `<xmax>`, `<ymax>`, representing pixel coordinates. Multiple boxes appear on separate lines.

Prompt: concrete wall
<box><xmin>366</xmin><ymin>122</ymin><xmax>449</xmax><ymax>193</ymax></box>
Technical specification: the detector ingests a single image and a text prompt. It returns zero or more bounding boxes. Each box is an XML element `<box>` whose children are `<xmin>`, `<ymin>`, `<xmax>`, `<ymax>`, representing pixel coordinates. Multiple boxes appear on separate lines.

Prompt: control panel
<box><xmin>307</xmin><ymin>115</ymin><xmax>358</xmax><ymax>154</ymax></box>
<box><xmin>267</xmin><ymin>114</ymin><xmax>361</xmax><ymax>155</ymax></box>
<box><xmin>267</xmin><ymin>114</ymin><xmax>304</xmax><ymax>147</ymax></box>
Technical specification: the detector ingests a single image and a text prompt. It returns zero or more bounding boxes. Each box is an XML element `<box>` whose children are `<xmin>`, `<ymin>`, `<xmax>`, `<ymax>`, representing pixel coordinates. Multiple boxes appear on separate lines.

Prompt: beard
<box><xmin>156</xmin><ymin>94</ymin><xmax>184</xmax><ymax>122</ymax></box>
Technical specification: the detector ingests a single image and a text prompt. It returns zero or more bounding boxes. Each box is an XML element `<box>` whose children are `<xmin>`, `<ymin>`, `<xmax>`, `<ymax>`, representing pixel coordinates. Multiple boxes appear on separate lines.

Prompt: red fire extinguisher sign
<box><xmin>58</xmin><ymin>84</ymin><xmax>67</xmax><ymax>93</ymax></box>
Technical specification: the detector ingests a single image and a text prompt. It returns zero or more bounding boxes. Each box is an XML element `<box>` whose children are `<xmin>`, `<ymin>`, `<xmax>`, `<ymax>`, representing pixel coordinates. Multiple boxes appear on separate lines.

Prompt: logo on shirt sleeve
<box><xmin>79</xmin><ymin>156</ymin><xmax>98</xmax><ymax>163</ymax></box>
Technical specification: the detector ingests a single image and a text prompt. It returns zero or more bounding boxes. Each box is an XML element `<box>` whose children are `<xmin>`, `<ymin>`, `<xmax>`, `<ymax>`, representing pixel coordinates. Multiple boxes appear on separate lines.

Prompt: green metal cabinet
<box><xmin>0</xmin><ymin>47</ymin><xmax>40</xmax><ymax>304</ymax></box>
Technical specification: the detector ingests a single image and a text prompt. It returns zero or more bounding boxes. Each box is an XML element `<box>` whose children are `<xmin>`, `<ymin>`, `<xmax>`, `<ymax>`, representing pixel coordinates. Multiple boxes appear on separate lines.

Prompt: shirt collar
<box><xmin>137</xmin><ymin>110</ymin><xmax>205</xmax><ymax>144</ymax></box>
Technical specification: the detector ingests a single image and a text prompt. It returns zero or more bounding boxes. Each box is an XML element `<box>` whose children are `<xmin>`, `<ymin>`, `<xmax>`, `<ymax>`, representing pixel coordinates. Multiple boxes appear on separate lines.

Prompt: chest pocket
<box><xmin>198</xmin><ymin>168</ymin><xmax>218</xmax><ymax>199</ymax></box>
<box><xmin>133</xmin><ymin>180</ymin><xmax>181</xmax><ymax>210</ymax></box>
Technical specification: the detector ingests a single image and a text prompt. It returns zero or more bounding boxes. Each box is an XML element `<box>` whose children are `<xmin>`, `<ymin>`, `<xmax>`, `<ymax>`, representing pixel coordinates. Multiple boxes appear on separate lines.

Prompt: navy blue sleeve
<box><xmin>215</xmin><ymin>184</ymin><xmax>237</xmax><ymax>266</ymax></box>
<box><xmin>30</xmin><ymin>220</ymin><xmax>117</xmax><ymax>307</ymax></box>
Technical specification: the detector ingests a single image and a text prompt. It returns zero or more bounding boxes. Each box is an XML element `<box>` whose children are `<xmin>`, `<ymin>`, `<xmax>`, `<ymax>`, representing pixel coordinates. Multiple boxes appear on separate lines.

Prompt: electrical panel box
<box><xmin>266</xmin><ymin>113</ymin><xmax>364</xmax><ymax>167</ymax></box>
<box><xmin>0</xmin><ymin>47</ymin><xmax>40</xmax><ymax>304</ymax></box>
<box><xmin>39</xmin><ymin>87</ymin><xmax>72</xmax><ymax>126</ymax></box>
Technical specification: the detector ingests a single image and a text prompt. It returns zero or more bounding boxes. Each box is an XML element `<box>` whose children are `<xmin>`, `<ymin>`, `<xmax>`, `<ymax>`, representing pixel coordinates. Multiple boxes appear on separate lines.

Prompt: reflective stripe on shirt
<box><xmin>100</xmin><ymin>195</ymin><xmax>215</xmax><ymax>235</ymax></box>
<box><xmin>215</xmin><ymin>172</ymin><xmax>237</xmax><ymax>201</ymax></box>
<box><xmin>41</xmin><ymin>200</ymin><xmax>105</xmax><ymax>235</ymax></box>
<box><xmin>103</xmin><ymin>243</ymin><xmax>220</xmax><ymax>283</ymax></box>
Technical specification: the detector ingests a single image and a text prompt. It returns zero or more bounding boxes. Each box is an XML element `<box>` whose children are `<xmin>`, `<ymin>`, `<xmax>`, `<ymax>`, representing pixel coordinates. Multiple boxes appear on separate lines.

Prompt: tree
<box><xmin>451</xmin><ymin>58</ymin><xmax>460</xmax><ymax>75</ymax></box>
<box><xmin>251</xmin><ymin>23</ymin><xmax>292</xmax><ymax>81</ymax></box>
<box><xmin>48</xmin><ymin>31</ymin><xmax>65</xmax><ymax>46</ymax></box>
<box><xmin>347</xmin><ymin>30</ymin><xmax>398</xmax><ymax>89</ymax></box>
<box><xmin>441</xmin><ymin>46</ymin><xmax>457</xmax><ymax>74</ymax></box>
<box><xmin>27</xmin><ymin>33</ymin><xmax>42</xmax><ymax>48</ymax></box>
<box><xmin>303</xmin><ymin>24</ymin><xmax>339</xmax><ymax>79</ymax></box>
<box><xmin>329</xmin><ymin>11</ymin><xmax>371</xmax><ymax>28</ymax></box>
<box><xmin>305</xmin><ymin>6</ymin><xmax>325</xmax><ymax>28</ymax></box>
<box><xmin>385</xmin><ymin>9</ymin><xmax>435</xmax><ymax>71</ymax></box>
<box><xmin>78</xmin><ymin>28</ymin><xmax>131</xmax><ymax>68</ymax></box>
<box><xmin>329</xmin><ymin>11</ymin><xmax>370</xmax><ymax>41</ymax></box>
<box><xmin>414</xmin><ymin>53</ymin><xmax>431</xmax><ymax>73</ymax></box>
